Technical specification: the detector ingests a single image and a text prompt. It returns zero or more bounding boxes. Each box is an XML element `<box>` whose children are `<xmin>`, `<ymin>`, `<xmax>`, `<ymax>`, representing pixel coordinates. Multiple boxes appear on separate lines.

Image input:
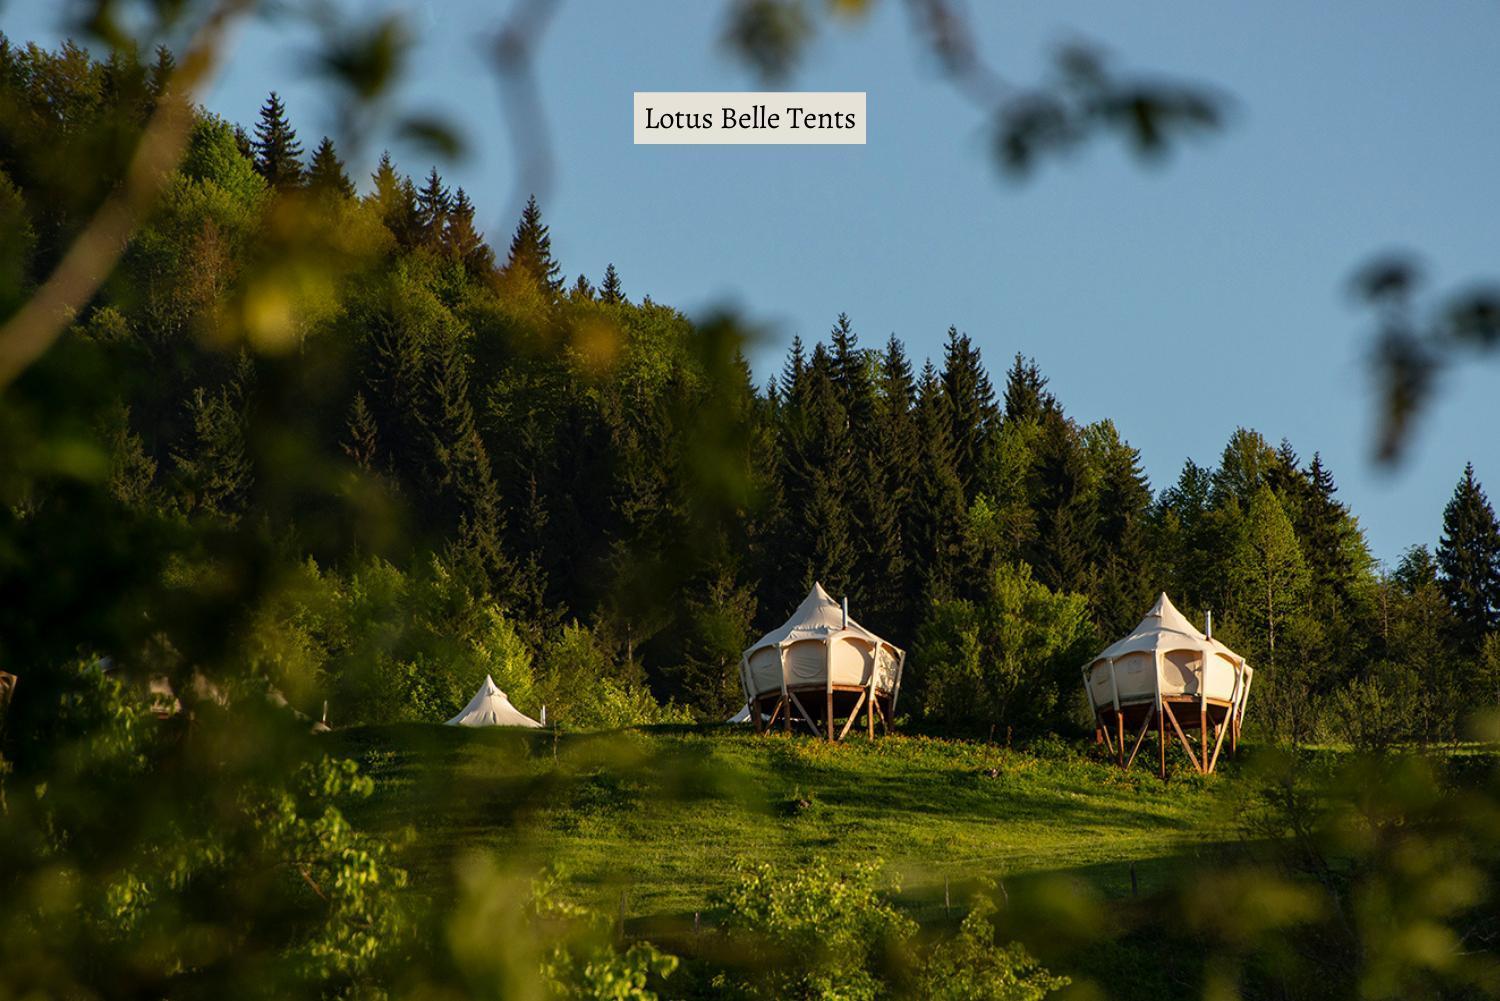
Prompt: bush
<box><xmin>916</xmin><ymin>563</ymin><xmax>1094</xmax><ymax>736</ymax></box>
<box><xmin>710</xmin><ymin>860</ymin><xmax>1068</xmax><ymax>1001</ymax></box>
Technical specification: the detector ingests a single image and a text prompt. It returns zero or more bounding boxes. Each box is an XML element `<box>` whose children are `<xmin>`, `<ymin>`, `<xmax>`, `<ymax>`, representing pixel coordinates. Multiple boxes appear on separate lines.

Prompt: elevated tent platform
<box><xmin>740</xmin><ymin>583</ymin><xmax>904</xmax><ymax>741</ymax></box>
<box><xmin>1083</xmin><ymin>593</ymin><xmax>1253</xmax><ymax>777</ymax></box>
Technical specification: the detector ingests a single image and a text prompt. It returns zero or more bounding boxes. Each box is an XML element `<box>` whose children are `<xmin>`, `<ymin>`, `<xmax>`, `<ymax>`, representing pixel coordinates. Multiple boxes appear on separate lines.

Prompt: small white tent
<box><xmin>739</xmin><ymin>583</ymin><xmax>904</xmax><ymax>741</ymax></box>
<box><xmin>446</xmin><ymin>675</ymin><xmax>543</xmax><ymax>728</ymax></box>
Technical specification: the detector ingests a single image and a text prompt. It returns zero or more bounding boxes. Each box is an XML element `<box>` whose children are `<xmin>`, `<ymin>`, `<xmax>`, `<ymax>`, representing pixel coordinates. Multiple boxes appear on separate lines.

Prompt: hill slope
<box><xmin>330</xmin><ymin>724</ymin><xmax>1236</xmax><ymax>920</ymax></box>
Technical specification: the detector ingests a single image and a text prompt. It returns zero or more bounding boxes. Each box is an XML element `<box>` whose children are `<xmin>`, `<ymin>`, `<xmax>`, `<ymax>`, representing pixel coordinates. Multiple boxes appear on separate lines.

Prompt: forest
<box><xmin>2</xmin><ymin>37</ymin><xmax>1498</xmax><ymax>748</ymax></box>
<box><xmin>4</xmin><ymin>25</ymin><xmax>1500</xmax><ymax>1001</ymax></box>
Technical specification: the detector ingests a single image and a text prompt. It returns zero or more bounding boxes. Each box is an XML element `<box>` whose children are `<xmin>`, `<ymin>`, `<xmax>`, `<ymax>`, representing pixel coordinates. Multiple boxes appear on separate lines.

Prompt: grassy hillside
<box><xmin>329</xmin><ymin>724</ymin><xmax>1239</xmax><ymax>922</ymax></box>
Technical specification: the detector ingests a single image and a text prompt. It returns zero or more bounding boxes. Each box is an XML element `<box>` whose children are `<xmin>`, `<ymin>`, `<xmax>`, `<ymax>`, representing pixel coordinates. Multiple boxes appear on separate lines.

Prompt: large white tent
<box><xmin>739</xmin><ymin>583</ymin><xmax>904</xmax><ymax>741</ymax></box>
<box><xmin>446</xmin><ymin>675</ymin><xmax>543</xmax><ymax>728</ymax></box>
<box><xmin>1082</xmin><ymin>592</ymin><xmax>1252</xmax><ymax>777</ymax></box>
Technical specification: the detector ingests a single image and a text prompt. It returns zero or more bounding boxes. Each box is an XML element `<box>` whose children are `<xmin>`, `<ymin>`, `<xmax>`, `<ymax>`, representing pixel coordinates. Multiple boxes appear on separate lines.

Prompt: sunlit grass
<box><xmin>329</xmin><ymin>724</ymin><xmax>1240</xmax><ymax>921</ymax></box>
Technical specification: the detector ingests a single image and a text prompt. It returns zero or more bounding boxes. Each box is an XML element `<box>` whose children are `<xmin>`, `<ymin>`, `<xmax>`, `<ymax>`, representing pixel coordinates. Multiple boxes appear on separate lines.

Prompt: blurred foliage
<box><xmin>0</xmin><ymin>2</ymin><xmax>1495</xmax><ymax>999</ymax></box>
<box><xmin>1354</xmin><ymin>255</ymin><xmax>1500</xmax><ymax>465</ymax></box>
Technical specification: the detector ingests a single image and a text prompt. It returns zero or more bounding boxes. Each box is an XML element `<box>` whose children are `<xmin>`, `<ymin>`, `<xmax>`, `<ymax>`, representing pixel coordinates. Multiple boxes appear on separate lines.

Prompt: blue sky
<box><xmin>4</xmin><ymin>1</ymin><xmax>1497</xmax><ymax>564</ymax></box>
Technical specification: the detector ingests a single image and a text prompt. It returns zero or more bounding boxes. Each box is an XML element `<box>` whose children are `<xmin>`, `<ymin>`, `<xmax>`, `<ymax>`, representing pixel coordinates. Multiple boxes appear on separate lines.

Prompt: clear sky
<box><xmin>4</xmin><ymin>1</ymin><xmax>1497</xmax><ymax>564</ymax></box>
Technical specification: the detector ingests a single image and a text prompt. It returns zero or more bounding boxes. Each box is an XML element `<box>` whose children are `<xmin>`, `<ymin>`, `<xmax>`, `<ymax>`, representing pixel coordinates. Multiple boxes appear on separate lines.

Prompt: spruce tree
<box><xmin>1436</xmin><ymin>463</ymin><xmax>1500</xmax><ymax>646</ymax></box>
<box><xmin>232</xmin><ymin>124</ymin><xmax>252</xmax><ymax>161</ymax></box>
<box><xmin>599</xmin><ymin>262</ymin><xmax>625</xmax><ymax>304</ymax></box>
<box><xmin>250</xmin><ymin>91</ymin><xmax>303</xmax><ymax>190</ymax></box>
<box><xmin>305</xmin><ymin>136</ymin><xmax>354</xmax><ymax>199</ymax></box>
<box><xmin>504</xmin><ymin>194</ymin><xmax>563</xmax><ymax>293</ymax></box>
<box><xmin>342</xmin><ymin>392</ymin><xmax>379</xmax><ymax>470</ymax></box>
<box><xmin>367</xmin><ymin>153</ymin><xmax>420</xmax><ymax>247</ymax></box>
<box><xmin>1002</xmin><ymin>353</ymin><xmax>1055</xmax><ymax>424</ymax></box>
<box><xmin>416</xmin><ymin>167</ymin><xmax>451</xmax><ymax>246</ymax></box>
<box><xmin>570</xmin><ymin>273</ymin><xmax>596</xmax><ymax>301</ymax></box>
<box><xmin>940</xmin><ymin>326</ymin><xmax>998</xmax><ymax>497</ymax></box>
<box><xmin>908</xmin><ymin>360</ymin><xmax>968</xmax><ymax>605</ymax></box>
<box><xmin>443</xmin><ymin>188</ymin><xmax>494</xmax><ymax>273</ymax></box>
<box><xmin>828</xmin><ymin>313</ymin><xmax>874</xmax><ymax>435</ymax></box>
<box><xmin>774</xmin><ymin>345</ymin><xmax>857</xmax><ymax>602</ymax></box>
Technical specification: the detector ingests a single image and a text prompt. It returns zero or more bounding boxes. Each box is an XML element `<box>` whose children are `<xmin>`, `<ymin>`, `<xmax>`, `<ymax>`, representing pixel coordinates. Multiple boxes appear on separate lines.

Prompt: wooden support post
<box><xmin>765</xmin><ymin>697</ymin><xmax>784</xmax><ymax>731</ymax></box>
<box><xmin>867</xmin><ymin>686</ymin><xmax>876</xmax><ymax>739</ymax></box>
<box><xmin>826</xmin><ymin>686</ymin><xmax>835</xmax><ymax>742</ymax></box>
<box><xmin>1207</xmin><ymin>705</ymin><xmax>1232</xmax><ymax>774</ymax></box>
<box><xmin>1125</xmin><ymin>706</ymin><xmax>1155</xmax><ymax>771</ymax></box>
<box><xmin>787</xmin><ymin>692</ymin><xmax>823</xmax><ymax>738</ymax></box>
<box><xmin>1163</xmin><ymin>702</ymin><xmax>1202</xmax><ymax>774</ymax></box>
<box><xmin>1116</xmin><ymin>712</ymin><xmax>1126</xmax><ymax>767</ymax></box>
<box><xmin>1158</xmin><ymin>701</ymin><xmax>1167</xmax><ymax>780</ymax></box>
<box><xmin>838</xmin><ymin>690</ymin><xmax>868</xmax><ymax>741</ymax></box>
<box><xmin>1200</xmin><ymin>704</ymin><xmax>1208</xmax><ymax>774</ymax></box>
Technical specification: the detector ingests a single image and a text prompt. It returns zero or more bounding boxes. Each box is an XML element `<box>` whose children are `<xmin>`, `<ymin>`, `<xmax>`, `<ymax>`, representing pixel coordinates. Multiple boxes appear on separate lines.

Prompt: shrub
<box><xmin>916</xmin><ymin>563</ymin><xmax>1094</xmax><ymax>736</ymax></box>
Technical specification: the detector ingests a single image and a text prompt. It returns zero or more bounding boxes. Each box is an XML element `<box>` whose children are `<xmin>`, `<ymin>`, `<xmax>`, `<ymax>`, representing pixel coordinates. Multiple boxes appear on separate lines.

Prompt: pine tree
<box><xmin>1084</xmin><ymin>420</ymin><xmax>1154</xmax><ymax>632</ymax></box>
<box><xmin>416</xmin><ymin>167</ymin><xmax>451</xmax><ymax>246</ymax></box>
<box><xmin>599</xmin><ymin>262</ymin><xmax>625</xmax><ymax>304</ymax></box>
<box><xmin>1002</xmin><ymin>354</ymin><xmax>1055</xmax><ymax>424</ymax></box>
<box><xmin>250</xmin><ymin>91</ymin><xmax>303</xmax><ymax>190</ymax></box>
<box><xmin>504</xmin><ymin>194</ymin><xmax>563</xmax><ymax>293</ymax></box>
<box><xmin>425</xmin><ymin>331</ymin><xmax>509</xmax><ymax>584</ymax></box>
<box><xmin>367</xmin><ymin>153</ymin><xmax>421</xmax><ymax>247</ymax></box>
<box><xmin>940</xmin><ymin>326</ymin><xmax>997</xmax><ymax>497</ymax></box>
<box><xmin>775</xmin><ymin>345</ymin><xmax>857</xmax><ymax>601</ymax></box>
<box><xmin>908</xmin><ymin>360</ymin><xmax>968</xmax><ymax>605</ymax></box>
<box><xmin>342</xmin><ymin>392</ymin><xmax>379</xmax><ymax>470</ymax></box>
<box><xmin>1436</xmin><ymin>463</ymin><xmax>1500</xmax><ymax>646</ymax></box>
<box><xmin>779</xmin><ymin>335</ymin><xmax>807</xmax><ymax>415</ymax></box>
<box><xmin>828</xmin><ymin>313</ymin><xmax>874</xmax><ymax>435</ymax></box>
<box><xmin>872</xmin><ymin>337</ymin><xmax>921</xmax><ymax>633</ymax></box>
<box><xmin>570</xmin><ymin>274</ymin><xmax>596</xmax><ymax>301</ymax></box>
<box><xmin>146</xmin><ymin>45</ymin><xmax>174</xmax><ymax>102</ymax></box>
<box><xmin>443</xmin><ymin>188</ymin><xmax>494</xmax><ymax>273</ymax></box>
<box><xmin>173</xmin><ymin>375</ymin><xmax>253</xmax><ymax>521</ymax></box>
<box><xmin>305</xmin><ymin>136</ymin><xmax>354</xmax><ymax>199</ymax></box>
<box><xmin>232</xmin><ymin>124</ymin><xmax>252</xmax><ymax>161</ymax></box>
<box><xmin>1026</xmin><ymin>409</ymin><xmax>1095</xmax><ymax>598</ymax></box>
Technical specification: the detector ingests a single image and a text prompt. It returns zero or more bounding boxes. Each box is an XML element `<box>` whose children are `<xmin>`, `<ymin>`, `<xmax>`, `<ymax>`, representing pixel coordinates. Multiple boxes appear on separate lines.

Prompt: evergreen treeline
<box><xmin>2</xmin><ymin>39</ymin><xmax>1498</xmax><ymax>743</ymax></box>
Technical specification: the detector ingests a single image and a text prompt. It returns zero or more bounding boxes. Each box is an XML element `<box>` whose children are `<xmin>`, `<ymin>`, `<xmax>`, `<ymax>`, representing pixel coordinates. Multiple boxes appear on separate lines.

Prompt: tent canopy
<box><xmin>1084</xmin><ymin>592</ymin><xmax>1251</xmax><ymax>711</ymax></box>
<box><xmin>446</xmin><ymin>675</ymin><xmax>543</xmax><ymax>728</ymax></box>
<box><xmin>1092</xmin><ymin>592</ymin><xmax>1241</xmax><ymax>666</ymax></box>
<box><xmin>745</xmin><ymin>582</ymin><xmax>889</xmax><ymax>654</ymax></box>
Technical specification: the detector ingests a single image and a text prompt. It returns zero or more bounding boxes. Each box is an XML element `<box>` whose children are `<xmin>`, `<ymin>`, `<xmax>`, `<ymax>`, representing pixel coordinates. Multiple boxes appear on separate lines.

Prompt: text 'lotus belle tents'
<box><xmin>1083</xmin><ymin>593</ymin><xmax>1253</xmax><ymax>778</ymax></box>
<box><xmin>446</xmin><ymin>675</ymin><xmax>543</xmax><ymax>728</ymax></box>
<box><xmin>740</xmin><ymin>583</ymin><xmax>905</xmax><ymax>741</ymax></box>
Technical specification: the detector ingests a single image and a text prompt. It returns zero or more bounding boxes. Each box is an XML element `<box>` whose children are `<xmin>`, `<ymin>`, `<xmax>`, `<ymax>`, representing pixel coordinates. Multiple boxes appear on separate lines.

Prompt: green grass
<box><xmin>328</xmin><ymin>723</ymin><xmax>1240</xmax><ymax>922</ymax></box>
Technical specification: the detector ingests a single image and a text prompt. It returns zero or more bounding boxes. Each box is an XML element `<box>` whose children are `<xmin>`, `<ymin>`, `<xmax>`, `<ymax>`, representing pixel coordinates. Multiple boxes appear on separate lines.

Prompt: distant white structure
<box><xmin>1083</xmin><ymin>593</ymin><xmax>1253</xmax><ymax>777</ymax></box>
<box><xmin>446</xmin><ymin>675</ymin><xmax>543</xmax><ymax>728</ymax></box>
<box><xmin>739</xmin><ymin>583</ymin><xmax>904</xmax><ymax>741</ymax></box>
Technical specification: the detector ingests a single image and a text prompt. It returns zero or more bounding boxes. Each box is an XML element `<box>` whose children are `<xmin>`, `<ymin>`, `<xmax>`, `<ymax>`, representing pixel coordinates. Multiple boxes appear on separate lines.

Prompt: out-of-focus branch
<box><xmin>492</xmin><ymin>0</ymin><xmax>561</xmax><ymax>235</ymax></box>
<box><xmin>0</xmin><ymin>0</ymin><xmax>252</xmax><ymax>392</ymax></box>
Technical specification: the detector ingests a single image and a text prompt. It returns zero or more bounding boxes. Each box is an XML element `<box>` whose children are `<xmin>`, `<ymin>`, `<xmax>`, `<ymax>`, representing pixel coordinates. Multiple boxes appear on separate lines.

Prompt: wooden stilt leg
<box><xmin>783</xmin><ymin>694</ymin><xmax>791</xmax><ymax>735</ymax></box>
<box><xmin>1158</xmin><ymin>703</ymin><xmax>1167</xmax><ymax>780</ymax></box>
<box><xmin>753</xmin><ymin>697</ymin><xmax>763</xmax><ymax>734</ymax></box>
<box><xmin>867</xmin><ymin>689</ymin><xmax>875</xmax><ymax>739</ymax></box>
<box><xmin>1117</xmin><ymin>713</ymin><xmax>1126</xmax><ymax>767</ymax></box>
<box><xmin>1200</xmin><ymin>705</ymin><xmax>1208</xmax><ymax>775</ymax></box>
<box><xmin>826</xmin><ymin>688</ymin><xmax>834</xmax><ymax>742</ymax></box>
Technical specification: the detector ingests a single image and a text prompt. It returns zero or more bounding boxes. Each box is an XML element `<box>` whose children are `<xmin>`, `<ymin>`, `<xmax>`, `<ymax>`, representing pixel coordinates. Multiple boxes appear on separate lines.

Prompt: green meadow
<box><xmin>330</xmin><ymin>724</ymin><xmax>1236</xmax><ymax>921</ymax></box>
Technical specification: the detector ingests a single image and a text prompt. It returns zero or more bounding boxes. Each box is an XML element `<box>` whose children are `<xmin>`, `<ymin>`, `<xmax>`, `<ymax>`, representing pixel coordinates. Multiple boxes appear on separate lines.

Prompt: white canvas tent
<box><xmin>446</xmin><ymin>675</ymin><xmax>543</xmax><ymax>728</ymax></box>
<box><xmin>739</xmin><ymin>583</ymin><xmax>904</xmax><ymax>741</ymax></box>
<box><xmin>1083</xmin><ymin>592</ymin><xmax>1252</xmax><ymax>777</ymax></box>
